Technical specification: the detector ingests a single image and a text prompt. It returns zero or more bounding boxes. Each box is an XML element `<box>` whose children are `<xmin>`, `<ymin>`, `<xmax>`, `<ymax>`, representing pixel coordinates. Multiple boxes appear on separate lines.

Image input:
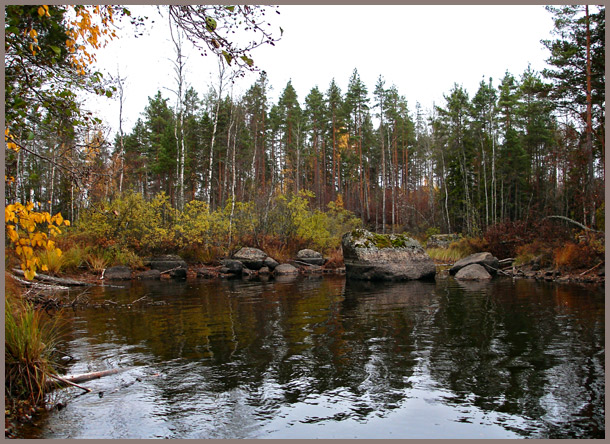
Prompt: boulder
<box><xmin>454</xmin><ymin>264</ymin><xmax>492</xmax><ymax>281</ymax></box>
<box><xmin>296</xmin><ymin>249</ymin><xmax>325</xmax><ymax>266</ymax></box>
<box><xmin>220</xmin><ymin>259</ymin><xmax>244</xmax><ymax>275</ymax></box>
<box><xmin>233</xmin><ymin>247</ymin><xmax>267</xmax><ymax>270</ymax></box>
<box><xmin>449</xmin><ymin>252</ymin><xmax>499</xmax><ymax>275</ymax></box>
<box><xmin>263</xmin><ymin>257</ymin><xmax>279</xmax><ymax>270</ymax></box>
<box><xmin>274</xmin><ymin>263</ymin><xmax>299</xmax><ymax>275</ymax></box>
<box><xmin>147</xmin><ymin>254</ymin><xmax>188</xmax><ymax>273</ymax></box>
<box><xmin>341</xmin><ymin>229</ymin><xmax>436</xmax><ymax>281</ymax></box>
<box><xmin>426</xmin><ymin>234</ymin><xmax>461</xmax><ymax>249</ymax></box>
<box><xmin>136</xmin><ymin>269</ymin><xmax>161</xmax><ymax>280</ymax></box>
<box><xmin>169</xmin><ymin>268</ymin><xmax>187</xmax><ymax>279</ymax></box>
<box><xmin>259</xmin><ymin>266</ymin><xmax>271</xmax><ymax>275</ymax></box>
<box><xmin>105</xmin><ymin>265</ymin><xmax>132</xmax><ymax>280</ymax></box>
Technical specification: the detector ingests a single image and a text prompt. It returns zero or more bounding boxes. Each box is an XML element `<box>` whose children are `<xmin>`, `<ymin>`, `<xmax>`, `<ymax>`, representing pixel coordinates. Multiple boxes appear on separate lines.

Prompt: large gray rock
<box><xmin>341</xmin><ymin>230</ymin><xmax>436</xmax><ymax>281</ymax></box>
<box><xmin>220</xmin><ymin>259</ymin><xmax>244</xmax><ymax>274</ymax></box>
<box><xmin>233</xmin><ymin>247</ymin><xmax>267</xmax><ymax>270</ymax></box>
<box><xmin>455</xmin><ymin>263</ymin><xmax>492</xmax><ymax>281</ymax></box>
<box><xmin>274</xmin><ymin>263</ymin><xmax>299</xmax><ymax>275</ymax></box>
<box><xmin>449</xmin><ymin>252</ymin><xmax>499</xmax><ymax>275</ymax></box>
<box><xmin>296</xmin><ymin>249</ymin><xmax>325</xmax><ymax>266</ymax></box>
<box><xmin>105</xmin><ymin>265</ymin><xmax>132</xmax><ymax>280</ymax></box>
<box><xmin>147</xmin><ymin>254</ymin><xmax>187</xmax><ymax>273</ymax></box>
<box><xmin>263</xmin><ymin>256</ymin><xmax>279</xmax><ymax>270</ymax></box>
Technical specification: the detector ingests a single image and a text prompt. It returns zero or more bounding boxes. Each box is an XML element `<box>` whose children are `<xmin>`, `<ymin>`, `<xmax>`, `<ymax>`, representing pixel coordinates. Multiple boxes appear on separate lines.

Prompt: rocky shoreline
<box><xmin>434</xmin><ymin>259</ymin><xmax>605</xmax><ymax>285</ymax></box>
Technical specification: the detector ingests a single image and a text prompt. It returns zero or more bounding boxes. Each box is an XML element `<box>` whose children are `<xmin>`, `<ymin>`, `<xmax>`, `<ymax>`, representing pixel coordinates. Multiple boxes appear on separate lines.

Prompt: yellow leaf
<box><xmin>8</xmin><ymin>227</ymin><xmax>19</xmax><ymax>243</ymax></box>
<box><xmin>41</xmin><ymin>264</ymin><xmax>49</xmax><ymax>272</ymax></box>
<box><xmin>55</xmin><ymin>248</ymin><xmax>62</xmax><ymax>257</ymax></box>
<box><xmin>24</xmin><ymin>269</ymin><xmax>36</xmax><ymax>281</ymax></box>
<box><xmin>38</xmin><ymin>6</ymin><xmax>45</xmax><ymax>16</ymax></box>
<box><xmin>29</xmin><ymin>29</ymin><xmax>38</xmax><ymax>39</ymax></box>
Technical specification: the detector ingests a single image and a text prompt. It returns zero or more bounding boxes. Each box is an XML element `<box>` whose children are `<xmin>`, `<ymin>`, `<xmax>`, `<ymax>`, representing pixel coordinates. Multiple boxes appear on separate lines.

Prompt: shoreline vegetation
<box><xmin>4</xmin><ymin>216</ymin><xmax>604</xmax><ymax>438</ymax></box>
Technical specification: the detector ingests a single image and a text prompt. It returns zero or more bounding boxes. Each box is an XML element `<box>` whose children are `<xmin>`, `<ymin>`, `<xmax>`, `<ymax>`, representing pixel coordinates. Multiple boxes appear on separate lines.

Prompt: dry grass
<box><xmin>5</xmin><ymin>274</ymin><xmax>64</xmax><ymax>404</ymax></box>
<box><xmin>36</xmin><ymin>249</ymin><xmax>65</xmax><ymax>276</ymax></box>
<box><xmin>324</xmin><ymin>248</ymin><xmax>344</xmax><ymax>269</ymax></box>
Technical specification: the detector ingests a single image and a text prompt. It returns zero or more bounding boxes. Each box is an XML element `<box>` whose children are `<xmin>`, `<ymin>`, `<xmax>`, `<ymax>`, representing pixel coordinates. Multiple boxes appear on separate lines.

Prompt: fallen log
<box><xmin>544</xmin><ymin>215</ymin><xmax>601</xmax><ymax>233</ymax></box>
<box><xmin>47</xmin><ymin>373</ymin><xmax>92</xmax><ymax>393</ymax></box>
<box><xmin>12</xmin><ymin>269</ymin><xmax>93</xmax><ymax>286</ymax></box>
<box><xmin>47</xmin><ymin>368</ymin><xmax>128</xmax><ymax>391</ymax></box>
<box><xmin>579</xmin><ymin>261</ymin><xmax>604</xmax><ymax>276</ymax></box>
<box><xmin>10</xmin><ymin>274</ymin><xmax>69</xmax><ymax>292</ymax></box>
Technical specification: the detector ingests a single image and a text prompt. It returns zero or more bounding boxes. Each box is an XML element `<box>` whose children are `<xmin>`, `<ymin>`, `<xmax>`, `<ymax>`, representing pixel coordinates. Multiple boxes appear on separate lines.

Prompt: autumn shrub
<box><xmin>69</xmin><ymin>190</ymin><xmax>362</xmax><ymax>262</ymax></box>
<box><xmin>84</xmin><ymin>252</ymin><xmax>109</xmax><ymax>273</ymax></box>
<box><xmin>76</xmin><ymin>191</ymin><xmax>177</xmax><ymax>254</ymax></box>
<box><xmin>5</xmin><ymin>202</ymin><xmax>71</xmax><ymax>279</ymax></box>
<box><xmin>553</xmin><ymin>242</ymin><xmax>597</xmax><ymax>270</ymax></box>
<box><xmin>324</xmin><ymin>248</ymin><xmax>344</xmax><ymax>269</ymax></box>
<box><xmin>514</xmin><ymin>240</ymin><xmax>555</xmax><ymax>267</ymax></box>
<box><xmin>483</xmin><ymin>218</ymin><xmax>571</xmax><ymax>259</ymax></box>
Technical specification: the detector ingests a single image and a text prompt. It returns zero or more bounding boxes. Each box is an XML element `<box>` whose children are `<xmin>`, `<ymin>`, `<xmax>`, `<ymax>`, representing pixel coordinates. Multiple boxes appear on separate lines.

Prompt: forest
<box><xmin>6</xmin><ymin>5</ymin><xmax>605</xmax><ymax>245</ymax></box>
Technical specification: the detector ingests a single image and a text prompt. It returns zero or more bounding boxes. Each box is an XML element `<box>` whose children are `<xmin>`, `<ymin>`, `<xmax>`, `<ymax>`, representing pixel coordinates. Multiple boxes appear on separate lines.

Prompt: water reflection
<box><xmin>20</xmin><ymin>276</ymin><xmax>604</xmax><ymax>439</ymax></box>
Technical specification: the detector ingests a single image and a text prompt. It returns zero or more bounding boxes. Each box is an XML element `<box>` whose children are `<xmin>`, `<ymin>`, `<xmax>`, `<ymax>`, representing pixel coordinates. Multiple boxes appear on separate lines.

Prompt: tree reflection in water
<box><xmin>22</xmin><ymin>276</ymin><xmax>604</xmax><ymax>438</ymax></box>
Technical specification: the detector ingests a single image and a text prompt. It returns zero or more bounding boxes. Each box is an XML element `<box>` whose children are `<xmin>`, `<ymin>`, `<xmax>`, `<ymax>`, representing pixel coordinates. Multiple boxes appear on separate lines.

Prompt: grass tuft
<box><xmin>5</xmin><ymin>275</ymin><xmax>64</xmax><ymax>405</ymax></box>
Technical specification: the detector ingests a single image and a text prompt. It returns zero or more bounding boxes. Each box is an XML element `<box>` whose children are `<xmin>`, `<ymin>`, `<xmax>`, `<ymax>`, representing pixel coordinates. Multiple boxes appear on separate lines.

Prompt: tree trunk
<box><xmin>585</xmin><ymin>5</ymin><xmax>595</xmax><ymax>227</ymax></box>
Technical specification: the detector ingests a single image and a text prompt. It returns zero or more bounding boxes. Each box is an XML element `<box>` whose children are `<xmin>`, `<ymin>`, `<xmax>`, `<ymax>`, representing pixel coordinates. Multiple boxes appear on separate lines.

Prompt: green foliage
<box><xmin>70</xmin><ymin>190</ymin><xmax>362</xmax><ymax>260</ymax></box>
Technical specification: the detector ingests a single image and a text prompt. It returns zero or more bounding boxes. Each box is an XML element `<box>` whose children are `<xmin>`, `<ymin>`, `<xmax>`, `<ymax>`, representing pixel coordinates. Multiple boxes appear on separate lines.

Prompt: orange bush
<box><xmin>553</xmin><ymin>242</ymin><xmax>599</xmax><ymax>271</ymax></box>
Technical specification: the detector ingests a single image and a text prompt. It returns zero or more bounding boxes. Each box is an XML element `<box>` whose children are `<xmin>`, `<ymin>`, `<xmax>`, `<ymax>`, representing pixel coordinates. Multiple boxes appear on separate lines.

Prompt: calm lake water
<box><xmin>18</xmin><ymin>275</ymin><xmax>605</xmax><ymax>439</ymax></box>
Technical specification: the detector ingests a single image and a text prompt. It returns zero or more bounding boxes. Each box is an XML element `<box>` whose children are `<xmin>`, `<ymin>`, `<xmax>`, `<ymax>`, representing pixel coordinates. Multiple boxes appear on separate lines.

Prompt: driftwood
<box><xmin>47</xmin><ymin>373</ymin><xmax>92</xmax><ymax>393</ymax></box>
<box><xmin>9</xmin><ymin>274</ymin><xmax>70</xmax><ymax>292</ymax></box>
<box><xmin>544</xmin><ymin>215</ymin><xmax>601</xmax><ymax>233</ymax></box>
<box><xmin>498</xmin><ymin>258</ymin><xmax>514</xmax><ymax>268</ymax></box>
<box><xmin>579</xmin><ymin>261</ymin><xmax>604</xmax><ymax>276</ymax></box>
<box><xmin>159</xmin><ymin>266</ymin><xmax>182</xmax><ymax>275</ymax></box>
<box><xmin>12</xmin><ymin>269</ymin><xmax>93</xmax><ymax>286</ymax></box>
<box><xmin>47</xmin><ymin>368</ymin><xmax>127</xmax><ymax>391</ymax></box>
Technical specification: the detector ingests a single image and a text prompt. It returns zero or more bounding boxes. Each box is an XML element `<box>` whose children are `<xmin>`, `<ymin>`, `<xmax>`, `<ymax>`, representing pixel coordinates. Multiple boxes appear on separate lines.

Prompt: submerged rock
<box><xmin>136</xmin><ymin>269</ymin><xmax>161</xmax><ymax>280</ymax></box>
<box><xmin>454</xmin><ymin>263</ymin><xmax>492</xmax><ymax>281</ymax></box>
<box><xmin>449</xmin><ymin>252</ymin><xmax>499</xmax><ymax>275</ymax></box>
<box><xmin>105</xmin><ymin>266</ymin><xmax>132</xmax><ymax>280</ymax></box>
<box><xmin>274</xmin><ymin>263</ymin><xmax>299</xmax><ymax>275</ymax></box>
<box><xmin>341</xmin><ymin>229</ymin><xmax>436</xmax><ymax>281</ymax></box>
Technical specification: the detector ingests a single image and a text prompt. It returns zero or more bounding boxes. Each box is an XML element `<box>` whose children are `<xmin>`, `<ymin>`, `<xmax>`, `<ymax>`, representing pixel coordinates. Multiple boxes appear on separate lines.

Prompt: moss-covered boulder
<box><xmin>341</xmin><ymin>229</ymin><xmax>436</xmax><ymax>281</ymax></box>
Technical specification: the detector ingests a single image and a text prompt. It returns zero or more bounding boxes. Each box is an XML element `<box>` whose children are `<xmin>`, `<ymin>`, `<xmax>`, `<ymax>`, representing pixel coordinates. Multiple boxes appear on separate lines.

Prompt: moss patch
<box><xmin>351</xmin><ymin>230</ymin><xmax>419</xmax><ymax>249</ymax></box>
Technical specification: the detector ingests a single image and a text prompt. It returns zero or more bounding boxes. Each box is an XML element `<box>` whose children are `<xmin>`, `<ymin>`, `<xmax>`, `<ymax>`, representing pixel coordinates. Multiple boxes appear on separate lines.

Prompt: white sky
<box><xmin>89</xmin><ymin>4</ymin><xmax>556</xmax><ymax>134</ymax></box>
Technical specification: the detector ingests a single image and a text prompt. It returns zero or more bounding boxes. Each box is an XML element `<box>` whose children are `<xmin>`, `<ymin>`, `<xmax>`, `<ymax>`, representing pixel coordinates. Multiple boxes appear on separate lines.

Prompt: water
<box><xmin>18</xmin><ymin>275</ymin><xmax>605</xmax><ymax>439</ymax></box>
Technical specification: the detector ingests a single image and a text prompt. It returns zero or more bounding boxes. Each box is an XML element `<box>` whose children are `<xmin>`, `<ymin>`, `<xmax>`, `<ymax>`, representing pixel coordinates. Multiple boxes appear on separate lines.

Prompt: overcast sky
<box><xmin>89</xmin><ymin>4</ymin><xmax>556</xmax><ymax>133</ymax></box>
